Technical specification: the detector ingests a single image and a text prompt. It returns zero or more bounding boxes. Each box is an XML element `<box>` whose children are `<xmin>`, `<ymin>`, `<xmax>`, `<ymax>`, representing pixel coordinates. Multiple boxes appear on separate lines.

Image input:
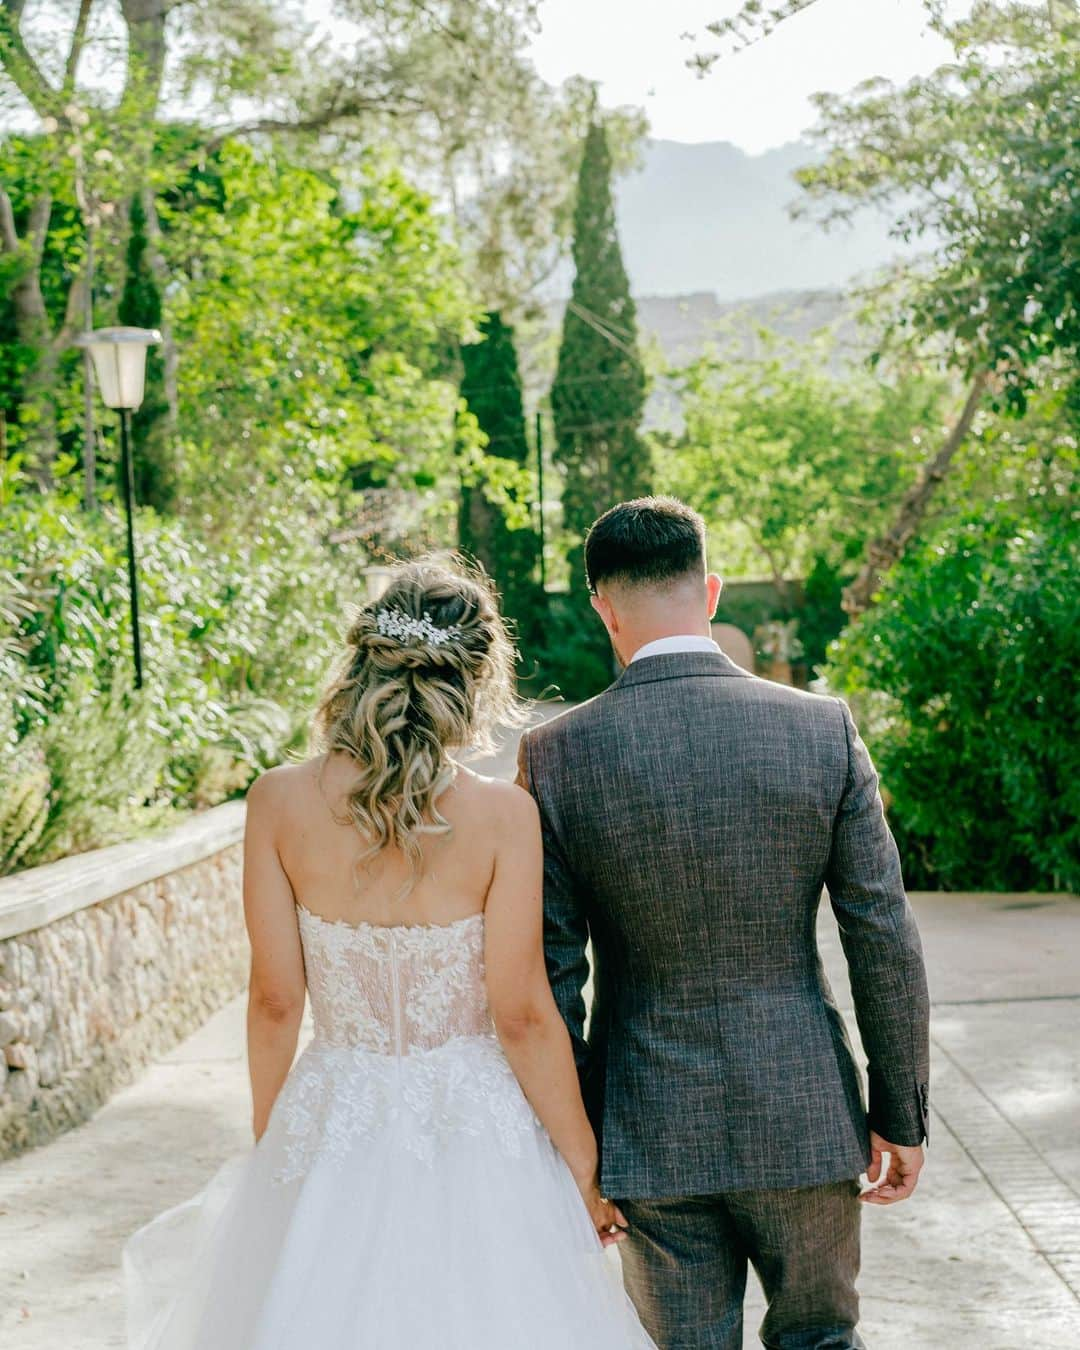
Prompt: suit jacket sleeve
<box><xmin>825</xmin><ymin>699</ymin><xmax>931</xmax><ymax>1147</ymax></box>
<box><xmin>515</xmin><ymin>730</ymin><xmax>591</xmax><ymax>1072</ymax></box>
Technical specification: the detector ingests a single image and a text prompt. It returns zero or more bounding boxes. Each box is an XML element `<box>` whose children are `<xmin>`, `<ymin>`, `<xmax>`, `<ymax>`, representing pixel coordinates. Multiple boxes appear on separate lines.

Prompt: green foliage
<box><xmin>552</xmin><ymin>121</ymin><xmax>650</xmax><ymax>558</ymax></box>
<box><xmin>0</xmin><ymin>659</ymin><xmax>49</xmax><ymax>872</ymax></box>
<box><xmin>709</xmin><ymin>580</ymin><xmax>793</xmax><ymax>643</ymax></box>
<box><xmin>0</xmin><ymin>133</ymin><xmax>89</xmax><ymax>465</ymax></box>
<box><xmin>691</xmin><ymin>0</ymin><xmax>822</xmax><ymax>71</ymax></box>
<box><xmin>32</xmin><ymin>673</ymin><xmax>179</xmax><ymax>861</ymax></box>
<box><xmin>119</xmin><ymin>191</ymin><xmax>173</xmax><ymax>511</ymax></box>
<box><xmin>1</xmin><ymin>0</ymin><xmax>647</xmax><ymax>484</ymax></box>
<box><xmin>797</xmin><ymin>555</ymin><xmax>848</xmax><ymax>672</ymax></box>
<box><xmin>660</xmin><ymin>330</ymin><xmax>949</xmax><ymax>604</ymax></box>
<box><xmin>0</xmin><ymin>742</ymin><xmax>49</xmax><ymax>872</ymax></box>
<box><xmin>827</xmin><ymin>434</ymin><xmax>1080</xmax><ymax>892</ymax></box>
<box><xmin>159</xmin><ymin>142</ymin><xmax>476</xmax><ymax>534</ymax></box>
<box><xmin>0</xmin><ymin>489</ymin><xmax>359</xmax><ymax>872</ymax></box>
<box><xmin>528</xmin><ymin>590</ymin><xmax>614</xmax><ymax>703</ymax></box>
<box><xmin>3</xmin><ymin>0</ymin><xmax>1073</xmax><ymax>904</ymax></box>
<box><xmin>459</xmin><ymin>312</ymin><xmax>542</xmax><ymax>648</ymax></box>
<box><xmin>797</xmin><ymin>5</ymin><xmax>1080</xmax><ymax>411</ymax></box>
<box><xmin>548</xmin><ymin>120</ymin><xmax>650</xmax><ymax>693</ymax></box>
<box><xmin>0</xmin><ymin>0</ymin><xmax>647</xmax><ymax>870</ymax></box>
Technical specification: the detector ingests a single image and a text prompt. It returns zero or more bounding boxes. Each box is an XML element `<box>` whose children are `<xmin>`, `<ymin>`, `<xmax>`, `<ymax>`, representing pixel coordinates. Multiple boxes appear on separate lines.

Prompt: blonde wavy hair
<box><xmin>312</xmin><ymin>557</ymin><xmax>523</xmax><ymax>887</ymax></box>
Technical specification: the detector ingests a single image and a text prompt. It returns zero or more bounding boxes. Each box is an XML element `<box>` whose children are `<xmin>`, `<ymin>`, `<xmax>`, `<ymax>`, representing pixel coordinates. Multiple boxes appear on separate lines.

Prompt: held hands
<box><xmin>574</xmin><ymin>1171</ymin><xmax>629</xmax><ymax>1248</ymax></box>
<box><xmin>861</xmin><ymin>1130</ymin><xmax>924</xmax><ymax>1205</ymax></box>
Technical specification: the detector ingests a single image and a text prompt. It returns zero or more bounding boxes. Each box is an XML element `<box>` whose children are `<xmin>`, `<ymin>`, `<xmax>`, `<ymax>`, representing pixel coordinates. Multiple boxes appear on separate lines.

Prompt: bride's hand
<box><xmin>576</xmin><ymin>1175</ymin><xmax>629</xmax><ymax>1248</ymax></box>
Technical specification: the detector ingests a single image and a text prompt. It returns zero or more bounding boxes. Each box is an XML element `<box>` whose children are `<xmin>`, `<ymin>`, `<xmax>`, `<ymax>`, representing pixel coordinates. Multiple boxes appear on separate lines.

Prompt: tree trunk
<box><xmin>842</xmin><ymin>371</ymin><xmax>988</xmax><ymax>617</ymax></box>
<box><xmin>759</xmin><ymin>541</ymin><xmax>793</xmax><ymax>611</ymax></box>
<box><xmin>119</xmin><ymin>0</ymin><xmax>171</xmax><ymax>112</ymax></box>
<box><xmin>0</xmin><ymin>2</ymin><xmax>101</xmax><ymax>485</ymax></box>
<box><xmin>0</xmin><ymin>189</ymin><xmax>57</xmax><ymax>486</ymax></box>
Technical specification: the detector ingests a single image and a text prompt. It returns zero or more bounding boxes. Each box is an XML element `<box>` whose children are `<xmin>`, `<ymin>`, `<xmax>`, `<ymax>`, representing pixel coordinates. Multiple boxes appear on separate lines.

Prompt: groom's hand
<box><xmin>862</xmin><ymin>1130</ymin><xmax>924</xmax><ymax>1205</ymax></box>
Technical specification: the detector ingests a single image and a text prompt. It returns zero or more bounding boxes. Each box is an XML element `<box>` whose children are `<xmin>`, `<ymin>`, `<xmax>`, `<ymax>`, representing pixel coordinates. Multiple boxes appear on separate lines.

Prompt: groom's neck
<box><xmin>613</xmin><ymin>608</ymin><xmax>714</xmax><ymax>665</ymax></box>
<box><xmin>599</xmin><ymin>574</ymin><xmax>717</xmax><ymax>666</ymax></box>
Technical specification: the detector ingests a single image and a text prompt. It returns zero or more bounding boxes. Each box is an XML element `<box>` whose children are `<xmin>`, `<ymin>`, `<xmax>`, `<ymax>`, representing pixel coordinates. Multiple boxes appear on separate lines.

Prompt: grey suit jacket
<box><xmin>516</xmin><ymin>649</ymin><xmax>930</xmax><ymax>1199</ymax></box>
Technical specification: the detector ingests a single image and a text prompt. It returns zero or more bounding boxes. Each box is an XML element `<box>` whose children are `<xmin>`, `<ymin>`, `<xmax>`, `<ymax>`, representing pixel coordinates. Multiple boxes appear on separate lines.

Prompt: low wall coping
<box><xmin>0</xmin><ymin>800</ymin><xmax>247</xmax><ymax>942</ymax></box>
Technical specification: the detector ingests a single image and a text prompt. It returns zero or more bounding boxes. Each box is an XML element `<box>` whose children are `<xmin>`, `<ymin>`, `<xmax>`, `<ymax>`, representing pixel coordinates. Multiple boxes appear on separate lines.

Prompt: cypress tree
<box><xmin>551</xmin><ymin>121</ymin><xmax>650</xmax><ymax>575</ymax></box>
<box><xmin>459</xmin><ymin>311</ymin><xmax>541</xmax><ymax>643</ymax></box>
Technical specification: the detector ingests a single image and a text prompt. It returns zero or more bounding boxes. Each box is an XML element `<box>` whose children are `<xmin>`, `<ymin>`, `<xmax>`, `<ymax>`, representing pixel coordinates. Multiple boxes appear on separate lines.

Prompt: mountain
<box><xmin>536</xmin><ymin>139</ymin><xmax>903</xmax><ymax>419</ymax></box>
<box><xmin>613</xmin><ymin>139</ymin><xmax>906</xmax><ymax>301</ymax></box>
<box><xmin>634</xmin><ymin>288</ymin><xmax>858</xmax><ymax>366</ymax></box>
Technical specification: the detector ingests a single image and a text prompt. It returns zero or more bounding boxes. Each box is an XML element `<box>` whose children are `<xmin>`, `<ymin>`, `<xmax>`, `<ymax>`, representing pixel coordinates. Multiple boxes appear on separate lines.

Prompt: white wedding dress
<box><xmin>124</xmin><ymin>902</ymin><xmax>656</xmax><ymax>1348</ymax></box>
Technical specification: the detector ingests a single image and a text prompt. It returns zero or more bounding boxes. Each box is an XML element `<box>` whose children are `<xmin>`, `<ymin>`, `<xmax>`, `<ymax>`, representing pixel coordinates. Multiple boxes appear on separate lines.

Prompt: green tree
<box><xmin>691</xmin><ymin>2</ymin><xmax>1080</xmax><ymax>613</ymax></box>
<box><xmin>801</xmin><ymin>4</ymin><xmax>1080</xmax><ymax>609</ymax></box>
<box><xmin>694</xmin><ymin>0</ymin><xmax>1077</xmax><ymax>64</ymax></box>
<box><xmin>1</xmin><ymin>0</ymin><xmax>207</xmax><ymax>479</ymax></box>
<box><xmin>459</xmin><ymin>312</ymin><xmax>541</xmax><ymax>644</ymax></box>
<box><xmin>689</xmin><ymin>0</ymin><xmax>822</xmax><ymax>69</ymax></box>
<box><xmin>826</xmin><ymin>407</ymin><xmax>1080</xmax><ymax>891</ymax></box>
<box><xmin>159</xmin><ymin>142</ymin><xmax>477</xmax><ymax>540</ymax></box>
<box><xmin>663</xmin><ymin>333</ymin><xmax>948</xmax><ymax>600</ymax></box>
<box><xmin>1</xmin><ymin>2</ymin><xmax>646</xmax><ymax>486</ymax></box>
<box><xmin>551</xmin><ymin>120</ymin><xmax>649</xmax><ymax>578</ymax></box>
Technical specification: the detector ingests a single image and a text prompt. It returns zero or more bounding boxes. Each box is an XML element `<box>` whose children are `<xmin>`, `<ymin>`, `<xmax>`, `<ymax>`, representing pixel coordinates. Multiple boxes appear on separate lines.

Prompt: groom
<box><xmin>516</xmin><ymin>497</ymin><xmax>930</xmax><ymax>1349</ymax></box>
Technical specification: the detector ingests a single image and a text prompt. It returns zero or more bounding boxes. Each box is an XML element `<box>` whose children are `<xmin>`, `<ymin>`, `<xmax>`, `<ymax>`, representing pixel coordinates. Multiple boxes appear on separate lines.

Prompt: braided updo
<box><xmin>312</xmin><ymin>556</ymin><xmax>522</xmax><ymax>885</ymax></box>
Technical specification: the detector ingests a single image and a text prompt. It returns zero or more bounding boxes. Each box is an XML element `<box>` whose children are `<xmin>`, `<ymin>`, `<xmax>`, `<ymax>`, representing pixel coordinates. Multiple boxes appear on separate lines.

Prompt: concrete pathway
<box><xmin>2</xmin><ymin>721</ymin><xmax>1078</xmax><ymax>1347</ymax></box>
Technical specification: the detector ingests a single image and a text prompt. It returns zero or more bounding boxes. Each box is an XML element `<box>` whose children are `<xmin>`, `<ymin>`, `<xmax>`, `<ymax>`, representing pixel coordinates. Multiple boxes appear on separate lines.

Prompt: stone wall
<box><xmin>0</xmin><ymin>802</ymin><xmax>247</xmax><ymax>1159</ymax></box>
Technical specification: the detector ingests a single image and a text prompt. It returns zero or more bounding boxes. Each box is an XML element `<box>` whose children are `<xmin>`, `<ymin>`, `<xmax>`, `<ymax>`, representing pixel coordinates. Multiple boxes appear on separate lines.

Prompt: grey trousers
<box><xmin>617</xmin><ymin>1181</ymin><xmax>866</xmax><ymax>1350</ymax></box>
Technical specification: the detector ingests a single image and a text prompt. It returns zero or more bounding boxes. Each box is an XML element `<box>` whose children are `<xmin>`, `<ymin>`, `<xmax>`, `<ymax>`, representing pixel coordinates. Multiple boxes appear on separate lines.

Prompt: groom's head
<box><xmin>585</xmin><ymin>497</ymin><xmax>722</xmax><ymax>667</ymax></box>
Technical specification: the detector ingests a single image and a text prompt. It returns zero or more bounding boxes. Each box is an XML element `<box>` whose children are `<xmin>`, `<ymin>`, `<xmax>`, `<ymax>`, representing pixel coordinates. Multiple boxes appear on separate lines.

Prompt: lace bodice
<box><xmin>296</xmin><ymin>904</ymin><xmax>495</xmax><ymax>1053</ymax></box>
<box><xmin>271</xmin><ymin>905</ymin><xmax>538</xmax><ymax>1182</ymax></box>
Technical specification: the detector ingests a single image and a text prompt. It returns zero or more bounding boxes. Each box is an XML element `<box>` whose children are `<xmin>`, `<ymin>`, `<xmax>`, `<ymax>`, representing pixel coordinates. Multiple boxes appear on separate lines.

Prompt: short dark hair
<box><xmin>584</xmin><ymin>496</ymin><xmax>706</xmax><ymax>593</ymax></box>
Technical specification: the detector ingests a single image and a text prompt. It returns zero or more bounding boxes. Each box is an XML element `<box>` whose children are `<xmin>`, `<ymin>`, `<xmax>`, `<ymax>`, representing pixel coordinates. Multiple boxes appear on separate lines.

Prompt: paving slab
<box><xmin>2</xmin><ymin>721</ymin><xmax>1078</xmax><ymax>1347</ymax></box>
<box><xmin>806</xmin><ymin>892</ymin><xmax>1080</xmax><ymax>1349</ymax></box>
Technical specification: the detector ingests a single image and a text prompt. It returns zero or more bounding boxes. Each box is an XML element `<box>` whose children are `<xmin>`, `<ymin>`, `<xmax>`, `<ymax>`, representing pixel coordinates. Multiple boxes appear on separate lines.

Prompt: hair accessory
<box><xmin>375</xmin><ymin>608</ymin><xmax>463</xmax><ymax>647</ymax></box>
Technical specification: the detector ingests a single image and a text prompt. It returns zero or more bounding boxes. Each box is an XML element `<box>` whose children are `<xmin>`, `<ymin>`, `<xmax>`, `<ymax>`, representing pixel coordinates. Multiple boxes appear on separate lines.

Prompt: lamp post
<box><xmin>75</xmin><ymin>327</ymin><xmax>162</xmax><ymax>690</ymax></box>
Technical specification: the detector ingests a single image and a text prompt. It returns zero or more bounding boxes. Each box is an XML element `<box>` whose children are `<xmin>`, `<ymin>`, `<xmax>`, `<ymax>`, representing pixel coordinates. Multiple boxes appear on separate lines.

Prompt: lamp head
<box><xmin>76</xmin><ymin>327</ymin><xmax>162</xmax><ymax>410</ymax></box>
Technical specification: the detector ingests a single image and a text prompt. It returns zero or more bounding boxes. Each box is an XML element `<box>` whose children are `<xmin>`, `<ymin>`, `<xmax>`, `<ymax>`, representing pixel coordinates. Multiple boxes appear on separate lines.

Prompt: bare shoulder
<box><xmin>246</xmin><ymin>759</ymin><xmax>317</xmax><ymax>817</ymax></box>
<box><xmin>461</xmin><ymin>771</ymin><xmax>539</xmax><ymax>834</ymax></box>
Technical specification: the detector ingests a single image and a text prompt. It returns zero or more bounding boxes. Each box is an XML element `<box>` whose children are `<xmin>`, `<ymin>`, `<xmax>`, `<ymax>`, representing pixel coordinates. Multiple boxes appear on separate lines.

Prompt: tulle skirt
<box><xmin>123</xmin><ymin>1037</ymin><xmax>656</xmax><ymax>1349</ymax></box>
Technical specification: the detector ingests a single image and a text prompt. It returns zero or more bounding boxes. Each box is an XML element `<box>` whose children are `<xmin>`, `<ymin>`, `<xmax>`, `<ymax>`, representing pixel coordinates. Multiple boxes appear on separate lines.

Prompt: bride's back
<box><xmin>268</xmin><ymin>557</ymin><xmax>521</xmax><ymax>932</ymax></box>
<box><xmin>272</xmin><ymin>753</ymin><xmax>501</xmax><ymax>930</ymax></box>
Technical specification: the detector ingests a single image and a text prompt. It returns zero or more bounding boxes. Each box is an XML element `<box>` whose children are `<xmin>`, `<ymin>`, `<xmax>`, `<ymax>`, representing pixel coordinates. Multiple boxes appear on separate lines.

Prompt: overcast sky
<box><xmin>526</xmin><ymin>0</ymin><xmax>969</xmax><ymax>154</ymax></box>
<box><xmin>4</xmin><ymin>1</ymin><xmax>973</xmax><ymax>155</ymax></box>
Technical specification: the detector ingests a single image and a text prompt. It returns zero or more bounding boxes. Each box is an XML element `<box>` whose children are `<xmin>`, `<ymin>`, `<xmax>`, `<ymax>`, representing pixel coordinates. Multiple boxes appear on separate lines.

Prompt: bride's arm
<box><xmin>243</xmin><ymin>773</ymin><xmax>306</xmax><ymax>1141</ymax></box>
<box><xmin>484</xmin><ymin>783</ymin><xmax>626</xmax><ymax>1247</ymax></box>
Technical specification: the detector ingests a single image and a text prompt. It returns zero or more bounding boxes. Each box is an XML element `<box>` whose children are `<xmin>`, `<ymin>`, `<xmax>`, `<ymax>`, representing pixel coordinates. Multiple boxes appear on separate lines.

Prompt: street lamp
<box><xmin>76</xmin><ymin>326</ymin><xmax>161</xmax><ymax>690</ymax></box>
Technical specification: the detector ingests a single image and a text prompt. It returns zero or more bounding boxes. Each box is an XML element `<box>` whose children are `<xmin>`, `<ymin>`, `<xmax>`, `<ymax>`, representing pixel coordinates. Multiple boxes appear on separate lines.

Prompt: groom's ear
<box><xmin>706</xmin><ymin>573</ymin><xmax>723</xmax><ymax>620</ymax></box>
<box><xmin>590</xmin><ymin>590</ymin><xmax>617</xmax><ymax>634</ymax></box>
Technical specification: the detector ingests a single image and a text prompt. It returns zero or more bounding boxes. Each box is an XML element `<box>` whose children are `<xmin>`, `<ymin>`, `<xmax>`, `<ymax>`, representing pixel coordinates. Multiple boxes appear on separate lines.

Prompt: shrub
<box><xmin>528</xmin><ymin>591</ymin><xmax>614</xmax><ymax>701</ymax></box>
<box><xmin>0</xmin><ymin>491</ymin><xmax>360</xmax><ymax>872</ymax></box>
<box><xmin>827</xmin><ymin>508</ymin><xmax>1080</xmax><ymax>892</ymax></box>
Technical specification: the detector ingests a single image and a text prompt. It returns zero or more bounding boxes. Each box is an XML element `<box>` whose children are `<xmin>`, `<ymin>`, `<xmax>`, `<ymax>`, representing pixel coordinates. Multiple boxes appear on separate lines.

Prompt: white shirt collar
<box><xmin>630</xmin><ymin>634</ymin><xmax>723</xmax><ymax>664</ymax></box>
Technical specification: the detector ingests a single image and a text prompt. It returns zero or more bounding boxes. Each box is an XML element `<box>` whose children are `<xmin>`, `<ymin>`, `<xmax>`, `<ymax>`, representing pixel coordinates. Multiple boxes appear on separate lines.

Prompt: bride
<box><xmin>124</xmin><ymin>558</ymin><xmax>656</xmax><ymax>1349</ymax></box>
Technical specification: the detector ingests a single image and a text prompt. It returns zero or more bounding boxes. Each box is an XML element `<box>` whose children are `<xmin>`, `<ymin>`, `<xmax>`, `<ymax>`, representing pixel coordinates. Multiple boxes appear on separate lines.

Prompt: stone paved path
<box><xmin>2</xmin><ymin>721</ymin><xmax>1078</xmax><ymax>1348</ymax></box>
